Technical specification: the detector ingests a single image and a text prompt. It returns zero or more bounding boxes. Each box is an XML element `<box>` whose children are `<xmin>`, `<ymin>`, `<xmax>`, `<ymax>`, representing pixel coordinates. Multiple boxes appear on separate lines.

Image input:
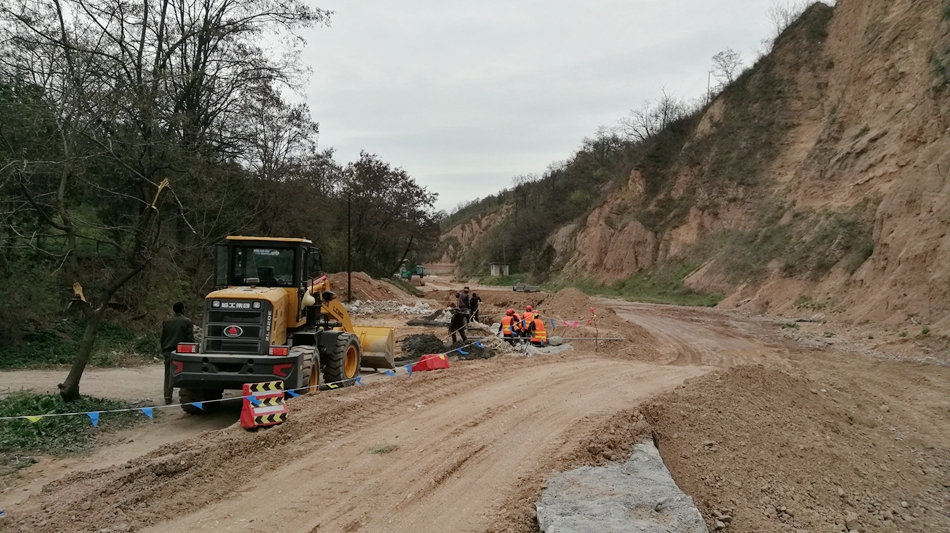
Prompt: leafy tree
<box><xmin>343</xmin><ymin>152</ymin><xmax>440</xmax><ymax>278</ymax></box>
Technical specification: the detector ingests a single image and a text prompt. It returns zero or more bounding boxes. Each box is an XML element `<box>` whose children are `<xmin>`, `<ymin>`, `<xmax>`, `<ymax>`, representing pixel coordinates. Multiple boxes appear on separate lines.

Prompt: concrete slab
<box><xmin>536</xmin><ymin>442</ymin><xmax>708</xmax><ymax>533</ymax></box>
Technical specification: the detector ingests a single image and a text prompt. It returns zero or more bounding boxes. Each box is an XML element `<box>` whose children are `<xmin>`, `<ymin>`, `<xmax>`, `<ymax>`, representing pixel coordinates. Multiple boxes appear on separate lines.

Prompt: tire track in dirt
<box><xmin>602</xmin><ymin>299</ymin><xmax>779</xmax><ymax>367</ymax></box>
<box><xmin>104</xmin><ymin>357</ymin><xmax>703</xmax><ymax>533</ymax></box>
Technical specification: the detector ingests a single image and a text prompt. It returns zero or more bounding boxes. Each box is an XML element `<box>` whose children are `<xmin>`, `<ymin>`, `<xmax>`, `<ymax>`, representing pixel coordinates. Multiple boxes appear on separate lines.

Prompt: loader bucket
<box><xmin>355</xmin><ymin>326</ymin><xmax>396</xmax><ymax>370</ymax></box>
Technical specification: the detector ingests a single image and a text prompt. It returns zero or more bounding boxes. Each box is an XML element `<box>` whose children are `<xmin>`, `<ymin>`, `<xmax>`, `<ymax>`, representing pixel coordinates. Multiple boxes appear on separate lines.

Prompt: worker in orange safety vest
<box><xmin>498</xmin><ymin>309</ymin><xmax>521</xmax><ymax>344</ymax></box>
<box><xmin>528</xmin><ymin>312</ymin><xmax>547</xmax><ymax>346</ymax></box>
<box><xmin>521</xmin><ymin>305</ymin><xmax>535</xmax><ymax>333</ymax></box>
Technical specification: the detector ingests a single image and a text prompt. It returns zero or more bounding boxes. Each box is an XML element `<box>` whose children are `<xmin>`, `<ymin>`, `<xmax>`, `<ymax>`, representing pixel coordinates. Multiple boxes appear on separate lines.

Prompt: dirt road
<box><xmin>2</xmin><ymin>294</ymin><xmax>948</xmax><ymax>533</ymax></box>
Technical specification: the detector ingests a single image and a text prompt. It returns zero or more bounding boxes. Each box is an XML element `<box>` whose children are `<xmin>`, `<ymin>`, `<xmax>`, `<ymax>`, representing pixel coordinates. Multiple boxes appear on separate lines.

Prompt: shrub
<box><xmin>0</xmin><ymin>393</ymin><xmax>149</xmax><ymax>455</ymax></box>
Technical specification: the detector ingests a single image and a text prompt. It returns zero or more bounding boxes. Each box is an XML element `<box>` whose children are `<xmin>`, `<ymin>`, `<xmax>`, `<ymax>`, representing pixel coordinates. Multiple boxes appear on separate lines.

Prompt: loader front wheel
<box><xmin>321</xmin><ymin>333</ymin><xmax>361</xmax><ymax>387</ymax></box>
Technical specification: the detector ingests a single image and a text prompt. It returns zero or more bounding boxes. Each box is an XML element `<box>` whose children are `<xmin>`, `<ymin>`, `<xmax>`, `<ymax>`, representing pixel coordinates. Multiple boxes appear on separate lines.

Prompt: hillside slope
<box><xmin>443</xmin><ymin>0</ymin><xmax>950</xmax><ymax>328</ymax></box>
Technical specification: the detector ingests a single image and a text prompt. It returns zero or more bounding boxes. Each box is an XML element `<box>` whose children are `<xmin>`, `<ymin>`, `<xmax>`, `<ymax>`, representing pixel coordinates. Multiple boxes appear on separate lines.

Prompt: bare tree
<box><xmin>618</xmin><ymin>88</ymin><xmax>689</xmax><ymax>143</ymax></box>
<box><xmin>712</xmin><ymin>48</ymin><xmax>744</xmax><ymax>87</ymax></box>
<box><xmin>0</xmin><ymin>0</ymin><xmax>329</xmax><ymax>400</ymax></box>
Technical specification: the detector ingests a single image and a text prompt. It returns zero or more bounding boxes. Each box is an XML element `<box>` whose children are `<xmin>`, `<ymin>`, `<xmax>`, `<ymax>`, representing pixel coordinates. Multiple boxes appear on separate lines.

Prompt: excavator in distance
<box><xmin>170</xmin><ymin>236</ymin><xmax>395</xmax><ymax>414</ymax></box>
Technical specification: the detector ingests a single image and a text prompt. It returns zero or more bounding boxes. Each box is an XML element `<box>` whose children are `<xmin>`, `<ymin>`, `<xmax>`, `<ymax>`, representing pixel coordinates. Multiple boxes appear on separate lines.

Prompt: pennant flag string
<box><xmin>0</xmin><ymin>337</ymin><xmax>488</xmax><ymax>424</ymax></box>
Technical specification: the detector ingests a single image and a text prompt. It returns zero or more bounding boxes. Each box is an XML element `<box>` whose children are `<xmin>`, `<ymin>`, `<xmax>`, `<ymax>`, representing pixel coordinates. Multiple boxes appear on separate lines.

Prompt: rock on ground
<box><xmin>537</xmin><ymin>441</ymin><xmax>707</xmax><ymax>533</ymax></box>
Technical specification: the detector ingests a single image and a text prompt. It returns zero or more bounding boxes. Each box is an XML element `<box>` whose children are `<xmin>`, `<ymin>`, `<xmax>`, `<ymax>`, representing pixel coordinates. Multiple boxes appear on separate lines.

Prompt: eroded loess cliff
<box><xmin>443</xmin><ymin>0</ymin><xmax>950</xmax><ymax>327</ymax></box>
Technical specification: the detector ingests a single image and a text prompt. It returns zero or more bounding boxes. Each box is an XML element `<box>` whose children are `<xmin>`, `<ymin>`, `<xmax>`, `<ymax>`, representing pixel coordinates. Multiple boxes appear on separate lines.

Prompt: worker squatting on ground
<box><xmin>499</xmin><ymin>308</ymin><xmax>522</xmax><ymax>344</ymax></box>
<box><xmin>522</xmin><ymin>305</ymin><xmax>535</xmax><ymax>330</ymax></box>
<box><xmin>527</xmin><ymin>311</ymin><xmax>548</xmax><ymax>346</ymax></box>
<box><xmin>160</xmin><ymin>302</ymin><xmax>194</xmax><ymax>404</ymax></box>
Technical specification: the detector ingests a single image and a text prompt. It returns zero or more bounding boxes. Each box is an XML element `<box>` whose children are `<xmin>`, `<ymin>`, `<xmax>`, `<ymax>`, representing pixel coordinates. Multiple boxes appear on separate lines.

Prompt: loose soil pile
<box><xmin>325</xmin><ymin>272</ymin><xmax>416</xmax><ymax>303</ymax></box>
<box><xmin>399</xmin><ymin>334</ymin><xmax>446</xmax><ymax>360</ymax></box>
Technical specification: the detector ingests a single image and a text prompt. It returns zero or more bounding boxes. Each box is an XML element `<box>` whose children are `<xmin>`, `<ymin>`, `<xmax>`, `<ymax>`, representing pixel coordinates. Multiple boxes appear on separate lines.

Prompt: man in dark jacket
<box><xmin>469</xmin><ymin>292</ymin><xmax>482</xmax><ymax>323</ymax></box>
<box><xmin>160</xmin><ymin>302</ymin><xmax>195</xmax><ymax>404</ymax></box>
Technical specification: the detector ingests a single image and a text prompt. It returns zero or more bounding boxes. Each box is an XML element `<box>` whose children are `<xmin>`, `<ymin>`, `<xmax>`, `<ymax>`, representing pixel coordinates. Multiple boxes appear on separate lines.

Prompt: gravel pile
<box><xmin>406</xmin><ymin>308</ymin><xmax>454</xmax><ymax>326</ymax></box>
<box><xmin>346</xmin><ymin>300</ymin><xmax>435</xmax><ymax>317</ymax></box>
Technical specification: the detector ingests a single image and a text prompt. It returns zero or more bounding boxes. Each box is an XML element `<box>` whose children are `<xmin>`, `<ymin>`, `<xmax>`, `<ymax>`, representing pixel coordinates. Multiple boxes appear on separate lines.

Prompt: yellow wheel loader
<box><xmin>170</xmin><ymin>236</ymin><xmax>395</xmax><ymax>414</ymax></box>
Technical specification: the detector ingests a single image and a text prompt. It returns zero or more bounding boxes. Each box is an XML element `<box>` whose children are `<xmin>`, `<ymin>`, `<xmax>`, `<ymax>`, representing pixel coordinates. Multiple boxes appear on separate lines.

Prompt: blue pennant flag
<box><xmin>286</xmin><ymin>390</ymin><xmax>301</xmax><ymax>398</ymax></box>
<box><xmin>475</xmin><ymin>342</ymin><xmax>484</xmax><ymax>349</ymax></box>
<box><xmin>140</xmin><ymin>408</ymin><xmax>153</xmax><ymax>419</ymax></box>
<box><xmin>406</xmin><ymin>365</ymin><xmax>413</xmax><ymax>376</ymax></box>
<box><xmin>457</xmin><ymin>348</ymin><xmax>469</xmax><ymax>355</ymax></box>
<box><xmin>244</xmin><ymin>395</ymin><xmax>261</xmax><ymax>406</ymax></box>
<box><xmin>383</xmin><ymin>370</ymin><xmax>396</xmax><ymax>377</ymax></box>
<box><xmin>88</xmin><ymin>412</ymin><xmax>100</xmax><ymax>427</ymax></box>
<box><xmin>550</xmin><ymin>318</ymin><xmax>556</xmax><ymax>329</ymax></box>
<box><xmin>355</xmin><ymin>377</ymin><xmax>365</xmax><ymax>386</ymax></box>
<box><xmin>192</xmin><ymin>402</ymin><xmax>204</xmax><ymax>410</ymax></box>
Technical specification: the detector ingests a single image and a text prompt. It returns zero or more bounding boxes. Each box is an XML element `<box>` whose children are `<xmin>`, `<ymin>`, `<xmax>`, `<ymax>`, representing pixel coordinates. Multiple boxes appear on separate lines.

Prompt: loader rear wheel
<box><xmin>179</xmin><ymin>388</ymin><xmax>222</xmax><ymax>414</ymax></box>
<box><xmin>291</xmin><ymin>346</ymin><xmax>316</xmax><ymax>394</ymax></box>
<box><xmin>308</xmin><ymin>354</ymin><xmax>320</xmax><ymax>390</ymax></box>
<box><xmin>321</xmin><ymin>333</ymin><xmax>361</xmax><ymax>387</ymax></box>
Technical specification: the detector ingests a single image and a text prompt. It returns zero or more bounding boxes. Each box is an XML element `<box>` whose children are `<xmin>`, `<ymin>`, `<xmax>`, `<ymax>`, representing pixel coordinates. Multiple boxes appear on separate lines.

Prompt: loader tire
<box><xmin>321</xmin><ymin>333</ymin><xmax>361</xmax><ymax>387</ymax></box>
<box><xmin>290</xmin><ymin>346</ymin><xmax>317</xmax><ymax>394</ymax></box>
<box><xmin>179</xmin><ymin>388</ymin><xmax>222</xmax><ymax>414</ymax></box>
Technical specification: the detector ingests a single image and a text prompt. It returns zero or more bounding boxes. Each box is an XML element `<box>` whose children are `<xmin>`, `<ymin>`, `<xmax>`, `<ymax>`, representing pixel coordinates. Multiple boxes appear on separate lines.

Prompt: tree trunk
<box><xmin>58</xmin><ymin>310</ymin><xmax>100</xmax><ymax>402</ymax></box>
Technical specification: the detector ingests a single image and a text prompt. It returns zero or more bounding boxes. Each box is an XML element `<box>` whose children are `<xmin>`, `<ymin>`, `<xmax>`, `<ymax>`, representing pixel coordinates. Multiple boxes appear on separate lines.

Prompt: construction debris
<box><xmin>346</xmin><ymin>300</ymin><xmax>436</xmax><ymax>317</ymax></box>
<box><xmin>406</xmin><ymin>308</ymin><xmax>454</xmax><ymax>326</ymax></box>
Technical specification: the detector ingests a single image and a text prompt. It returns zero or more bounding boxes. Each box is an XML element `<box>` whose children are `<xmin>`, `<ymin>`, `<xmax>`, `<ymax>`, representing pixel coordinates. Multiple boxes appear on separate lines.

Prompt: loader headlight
<box><xmin>212</xmin><ymin>300</ymin><xmax>221</xmax><ymax>308</ymax></box>
<box><xmin>252</xmin><ymin>301</ymin><xmax>262</xmax><ymax>309</ymax></box>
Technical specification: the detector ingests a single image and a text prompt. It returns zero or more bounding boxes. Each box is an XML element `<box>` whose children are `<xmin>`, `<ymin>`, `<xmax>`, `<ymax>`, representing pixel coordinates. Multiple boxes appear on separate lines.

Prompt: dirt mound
<box><xmin>325</xmin><ymin>272</ymin><xmax>415</xmax><ymax>303</ymax></box>
<box><xmin>639</xmin><ymin>364</ymin><xmax>950</xmax><ymax>533</ymax></box>
<box><xmin>542</xmin><ymin>288</ymin><xmax>614</xmax><ymax>322</ymax></box>
<box><xmin>400</xmin><ymin>334</ymin><xmax>446</xmax><ymax>360</ymax></box>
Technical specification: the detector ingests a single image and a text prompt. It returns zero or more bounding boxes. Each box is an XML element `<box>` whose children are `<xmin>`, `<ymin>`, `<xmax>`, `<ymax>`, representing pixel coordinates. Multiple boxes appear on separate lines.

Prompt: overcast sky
<box><xmin>299</xmin><ymin>1</ymin><xmax>784</xmax><ymax>212</ymax></box>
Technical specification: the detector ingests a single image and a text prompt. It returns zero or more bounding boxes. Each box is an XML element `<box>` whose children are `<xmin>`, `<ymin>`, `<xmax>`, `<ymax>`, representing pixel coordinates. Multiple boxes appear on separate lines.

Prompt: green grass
<box><xmin>370</xmin><ymin>444</ymin><xmax>398</xmax><ymax>454</ymax></box>
<box><xmin>795</xmin><ymin>295</ymin><xmax>828</xmax><ymax>310</ymax></box>
<box><xmin>478</xmin><ymin>274</ymin><xmax>527</xmax><ymax>286</ymax></box>
<box><xmin>0</xmin><ymin>393</ymin><xmax>150</xmax><ymax>456</ymax></box>
<box><xmin>576</xmin><ymin>262</ymin><xmax>723</xmax><ymax>307</ymax></box>
<box><xmin>0</xmin><ymin>320</ymin><xmax>158</xmax><ymax>370</ymax></box>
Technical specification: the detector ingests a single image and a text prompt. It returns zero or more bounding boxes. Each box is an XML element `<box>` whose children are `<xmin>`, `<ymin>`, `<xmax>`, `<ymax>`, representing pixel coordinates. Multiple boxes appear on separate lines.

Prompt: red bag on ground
<box><xmin>412</xmin><ymin>353</ymin><xmax>450</xmax><ymax>372</ymax></box>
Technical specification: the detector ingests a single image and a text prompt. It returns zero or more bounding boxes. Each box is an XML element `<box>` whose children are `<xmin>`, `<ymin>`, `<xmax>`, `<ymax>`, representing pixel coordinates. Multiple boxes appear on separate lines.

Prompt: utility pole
<box><xmin>346</xmin><ymin>188</ymin><xmax>352</xmax><ymax>302</ymax></box>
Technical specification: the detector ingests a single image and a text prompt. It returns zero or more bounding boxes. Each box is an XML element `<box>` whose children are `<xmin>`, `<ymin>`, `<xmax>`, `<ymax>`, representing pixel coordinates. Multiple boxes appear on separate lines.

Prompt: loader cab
<box><xmin>213</xmin><ymin>237</ymin><xmax>319</xmax><ymax>290</ymax></box>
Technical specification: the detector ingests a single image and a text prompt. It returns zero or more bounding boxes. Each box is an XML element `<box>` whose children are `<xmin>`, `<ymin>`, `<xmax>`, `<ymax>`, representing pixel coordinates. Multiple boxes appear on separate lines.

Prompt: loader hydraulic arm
<box><xmin>309</xmin><ymin>275</ymin><xmax>355</xmax><ymax>333</ymax></box>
